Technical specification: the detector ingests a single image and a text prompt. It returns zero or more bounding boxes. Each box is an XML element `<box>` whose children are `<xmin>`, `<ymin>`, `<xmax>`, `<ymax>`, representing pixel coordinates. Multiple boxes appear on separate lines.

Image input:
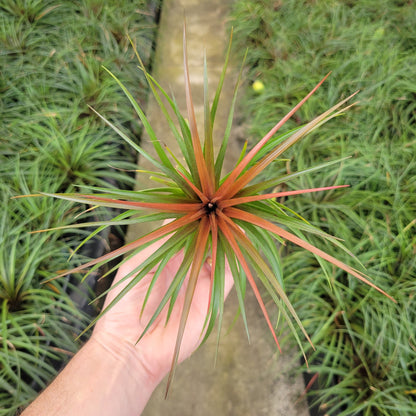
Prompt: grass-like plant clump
<box><xmin>230</xmin><ymin>0</ymin><xmax>415</xmax><ymax>414</ymax></box>
<box><xmin>31</xmin><ymin>22</ymin><xmax>396</xmax><ymax>400</ymax></box>
<box><xmin>0</xmin><ymin>1</ymin><xmax>160</xmax><ymax>413</ymax></box>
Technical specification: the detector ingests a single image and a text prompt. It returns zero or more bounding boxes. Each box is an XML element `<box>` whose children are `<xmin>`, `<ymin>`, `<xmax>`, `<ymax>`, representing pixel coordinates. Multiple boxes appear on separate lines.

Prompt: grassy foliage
<box><xmin>230</xmin><ymin>0</ymin><xmax>415</xmax><ymax>414</ymax></box>
<box><xmin>0</xmin><ymin>1</ymin><xmax>160</xmax><ymax>413</ymax></box>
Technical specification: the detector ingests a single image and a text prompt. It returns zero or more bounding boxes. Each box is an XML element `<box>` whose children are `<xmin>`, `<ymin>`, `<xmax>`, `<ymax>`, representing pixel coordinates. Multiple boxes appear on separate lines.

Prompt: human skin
<box><xmin>22</xmin><ymin>238</ymin><xmax>234</xmax><ymax>416</ymax></box>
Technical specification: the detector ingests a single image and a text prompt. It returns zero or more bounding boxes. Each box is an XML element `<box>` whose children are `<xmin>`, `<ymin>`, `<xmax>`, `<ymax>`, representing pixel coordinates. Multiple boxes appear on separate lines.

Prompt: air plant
<box><xmin>31</xmin><ymin>27</ymin><xmax>395</xmax><ymax>389</ymax></box>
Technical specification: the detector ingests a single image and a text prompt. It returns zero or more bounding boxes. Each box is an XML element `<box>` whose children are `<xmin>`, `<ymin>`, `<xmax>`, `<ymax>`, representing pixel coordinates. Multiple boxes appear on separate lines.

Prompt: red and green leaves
<box><xmin>36</xmin><ymin>27</ymin><xmax>395</xmax><ymax>391</ymax></box>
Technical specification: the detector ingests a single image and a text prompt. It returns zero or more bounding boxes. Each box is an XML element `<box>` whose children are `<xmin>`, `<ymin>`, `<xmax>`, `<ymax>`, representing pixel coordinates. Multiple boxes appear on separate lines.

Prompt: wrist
<box><xmin>23</xmin><ymin>335</ymin><xmax>159</xmax><ymax>416</ymax></box>
<box><xmin>87</xmin><ymin>334</ymin><xmax>159</xmax><ymax>410</ymax></box>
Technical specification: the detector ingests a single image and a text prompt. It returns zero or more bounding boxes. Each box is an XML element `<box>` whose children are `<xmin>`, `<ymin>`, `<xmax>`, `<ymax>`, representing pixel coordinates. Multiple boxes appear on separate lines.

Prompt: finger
<box><xmin>102</xmin><ymin>237</ymin><xmax>170</xmax><ymax>310</ymax></box>
<box><xmin>112</xmin><ymin>219</ymin><xmax>175</xmax><ymax>288</ymax></box>
<box><xmin>223</xmin><ymin>260</ymin><xmax>234</xmax><ymax>299</ymax></box>
<box><xmin>112</xmin><ymin>236</ymin><xmax>169</xmax><ymax>286</ymax></box>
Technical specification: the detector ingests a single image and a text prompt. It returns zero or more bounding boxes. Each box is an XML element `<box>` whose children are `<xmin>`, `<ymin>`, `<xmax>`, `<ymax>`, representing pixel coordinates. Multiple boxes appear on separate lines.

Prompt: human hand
<box><xmin>91</xmin><ymin>236</ymin><xmax>234</xmax><ymax>387</ymax></box>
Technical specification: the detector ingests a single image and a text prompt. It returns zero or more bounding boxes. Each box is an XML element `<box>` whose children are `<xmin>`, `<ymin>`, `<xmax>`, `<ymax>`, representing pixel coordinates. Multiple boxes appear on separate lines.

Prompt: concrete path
<box><xmin>126</xmin><ymin>0</ymin><xmax>310</xmax><ymax>414</ymax></box>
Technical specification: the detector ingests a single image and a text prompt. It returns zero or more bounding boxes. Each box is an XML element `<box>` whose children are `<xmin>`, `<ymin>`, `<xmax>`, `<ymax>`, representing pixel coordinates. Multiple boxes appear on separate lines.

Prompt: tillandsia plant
<box><xmin>31</xmin><ymin>27</ymin><xmax>395</xmax><ymax>389</ymax></box>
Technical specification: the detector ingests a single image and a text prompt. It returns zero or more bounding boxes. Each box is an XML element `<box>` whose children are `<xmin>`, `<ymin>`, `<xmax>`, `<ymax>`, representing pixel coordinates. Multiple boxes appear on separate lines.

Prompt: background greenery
<box><xmin>0</xmin><ymin>1</ymin><xmax>160</xmax><ymax>414</ymax></box>
<box><xmin>230</xmin><ymin>0</ymin><xmax>415</xmax><ymax>415</ymax></box>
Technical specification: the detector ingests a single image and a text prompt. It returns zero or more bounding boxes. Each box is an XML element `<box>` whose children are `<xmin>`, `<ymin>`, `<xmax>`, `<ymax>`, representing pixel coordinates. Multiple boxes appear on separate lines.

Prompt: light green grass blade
<box><xmin>241</xmin><ymin>157</ymin><xmax>351</xmax><ymax>195</ymax></box>
<box><xmin>214</xmin><ymin>49</ymin><xmax>247</xmax><ymax>183</ymax></box>
<box><xmin>220</xmin><ymin>233</ymin><xmax>250</xmax><ymax>343</ymax></box>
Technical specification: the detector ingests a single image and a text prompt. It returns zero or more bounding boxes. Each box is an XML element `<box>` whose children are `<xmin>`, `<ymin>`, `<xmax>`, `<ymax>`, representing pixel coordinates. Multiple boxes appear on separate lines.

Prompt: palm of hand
<box><xmin>93</xmin><ymin>240</ymin><xmax>233</xmax><ymax>383</ymax></box>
